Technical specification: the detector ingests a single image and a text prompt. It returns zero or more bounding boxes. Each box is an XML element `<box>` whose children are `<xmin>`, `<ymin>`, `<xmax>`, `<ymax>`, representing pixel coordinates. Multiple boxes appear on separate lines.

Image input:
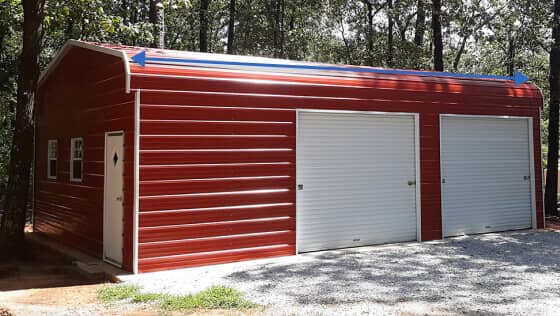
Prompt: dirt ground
<box><xmin>0</xmin><ymin>235</ymin><xmax>160</xmax><ymax>316</ymax></box>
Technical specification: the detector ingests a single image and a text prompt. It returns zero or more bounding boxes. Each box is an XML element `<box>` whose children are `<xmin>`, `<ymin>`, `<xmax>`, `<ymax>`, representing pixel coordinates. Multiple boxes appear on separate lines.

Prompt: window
<box><xmin>70</xmin><ymin>137</ymin><xmax>83</xmax><ymax>182</ymax></box>
<box><xmin>47</xmin><ymin>140</ymin><xmax>57</xmax><ymax>179</ymax></box>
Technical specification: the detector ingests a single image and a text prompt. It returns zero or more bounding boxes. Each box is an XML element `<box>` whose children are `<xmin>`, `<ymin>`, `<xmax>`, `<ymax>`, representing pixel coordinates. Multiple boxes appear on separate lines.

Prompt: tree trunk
<box><xmin>149</xmin><ymin>0</ymin><xmax>165</xmax><ymax>49</ymax></box>
<box><xmin>414</xmin><ymin>0</ymin><xmax>425</xmax><ymax>46</ymax></box>
<box><xmin>431</xmin><ymin>0</ymin><xmax>443</xmax><ymax>71</ymax></box>
<box><xmin>452</xmin><ymin>34</ymin><xmax>468</xmax><ymax>71</ymax></box>
<box><xmin>273</xmin><ymin>0</ymin><xmax>285</xmax><ymax>58</ymax></box>
<box><xmin>279</xmin><ymin>0</ymin><xmax>285</xmax><ymax>58</ymax></box>
<box><xmin>199</xmin><ymin>0</ymin><xmax>209</xmax><ymax>52</ymax></box>
<box><xmin>545</xmin><ymin>0</ymin><xmax>560</xmax><ymax>217</ymax></box>
<box><xmin>339</xmin><ymin>16</ymin><xmax>352</xmax><ymax>64</ymax></box>
<box><xmin>227</xmin><ymin>0</ymin><xmax>235</xmax><ymax>54</ymax></box>
<box><xmin>387</xmin><ymin>0</ymin><xmax>394</xmax><ymax>67</ymax></box>
<box><xmin>0</xmin><ymin>0</ymin><xmax>45</xmax><ymax>258</ymax></box>
<box><xmin>365</xmin><ymin>0</ymin><xmax>374</xmax><ymax>66</ymax></box>
<box><xmin>507</xmin><ymin>32</ymin><xmax>515</xmax><ymax>77</ymax></box>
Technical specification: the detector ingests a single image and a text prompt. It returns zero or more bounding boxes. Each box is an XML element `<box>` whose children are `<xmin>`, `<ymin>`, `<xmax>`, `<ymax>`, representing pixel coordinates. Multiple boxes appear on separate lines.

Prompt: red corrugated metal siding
<box><xmin>132</xmin><ymin>64</ymin><xmax>543</xmax><ymax>272</ymax></box>
<box><xmin>35</xmin><ymin>46</ymin><xmax>135</xmax><ymax>271</ymax></box>
<box><xmin>36</xmin><ymin>42</ymin><xmax>544</xmax><ymax>273</ymax></box>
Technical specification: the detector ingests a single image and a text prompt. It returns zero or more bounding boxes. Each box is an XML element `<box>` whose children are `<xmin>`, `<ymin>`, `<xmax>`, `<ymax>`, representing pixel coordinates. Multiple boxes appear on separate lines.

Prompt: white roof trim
<box><xmin>38</xmin><ymin>39</ymin><xmax>131</xmax><ymax>93</ymax></box>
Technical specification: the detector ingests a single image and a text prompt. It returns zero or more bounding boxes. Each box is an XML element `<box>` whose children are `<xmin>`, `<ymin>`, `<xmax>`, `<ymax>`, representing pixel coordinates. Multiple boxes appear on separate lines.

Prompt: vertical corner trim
<box><xmin>132</xmin><ymin>90</ymin><xmax>140</xmax><ymax>274</ymax></box>
<box><xmin>122</xmin><ymin>51</ymin><xmax>132</xmax><ymax>94</ymax></box>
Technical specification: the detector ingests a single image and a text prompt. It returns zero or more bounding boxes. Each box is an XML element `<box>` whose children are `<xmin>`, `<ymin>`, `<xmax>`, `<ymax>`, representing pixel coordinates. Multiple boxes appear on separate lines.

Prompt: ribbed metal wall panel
<box><xmin>132</xmin><ymin>66</ymin><xmax>543</xmax><ymax>271</ymax></box>
<box><xmin>297</xmin><ymin>112</ymin><xmax>418</xmax><ymax>252</ymax></box>
<box><xmin>35</xmin><ymin>47</ymin><xmax>135</xmax><ymax>271</ymax></box>
<box><xmin>35</xmin><ymin>42</ymin><xmax>545</xmax><ymax>273</ymax></box>
<box><xmin>441</xmin><ymin>116</ymin><xmax>533</xmax><ymax>236</ymax></box>
<box><xmin>137</xmin><ymin>90</ymin><xmax>296</xmax><ymax>272</ymax></box>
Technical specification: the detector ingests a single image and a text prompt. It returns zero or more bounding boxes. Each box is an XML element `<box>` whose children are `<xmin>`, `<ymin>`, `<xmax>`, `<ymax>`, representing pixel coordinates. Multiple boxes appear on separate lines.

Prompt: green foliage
<box><xmin>0</xmin><ymin>0</ymin><xmax>554</xmax><ymax>189</ymax></box>
<box><xmin>131</xmin><ymin>292</ymin><xmax>165</xmax><ymax>303</ymax></box>
<box><xmin>97</xmin><ymin>284</ymin><xmax>140</xmax><ymax>301</ymax></box>
<box><xmin>97</xmin><ymin>284</ymin><xmax>257</xmax><ymax>311</ymax></box>
<box><xmin>0</xmin><ymin>0</ymin><xmax>22</xmax><ymax>190</ymax></box>
<box><xmin>160</xmin><ymin>285</ymin><xmax>257</xmax><ymax>310</ymax></box>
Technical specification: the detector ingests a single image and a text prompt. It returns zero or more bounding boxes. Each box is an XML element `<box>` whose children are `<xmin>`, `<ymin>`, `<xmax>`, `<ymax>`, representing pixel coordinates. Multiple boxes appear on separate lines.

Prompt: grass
<box><xmin>98</xmin><ymin>284</ymin><xmax>258</xmax><ymax>311</ymax></box>
<box><xmin>97</xmin><ymin>284</ymin><xmax>140</xmax><ymax>301</ymax></box>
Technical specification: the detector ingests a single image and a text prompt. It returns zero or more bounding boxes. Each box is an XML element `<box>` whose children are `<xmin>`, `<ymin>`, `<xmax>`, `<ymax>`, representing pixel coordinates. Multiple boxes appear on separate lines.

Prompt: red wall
<box><xmin>35</xmin><ymin>47</ymin><xmax>135</xmax><ymax>271</ymax></box>
<box><xmin>35</xmin><ymin>43</ymin><xmax>544</xmax><ymax>273</ymax></box>
<box><xmin>131</xmin><ymin>65</ymin><xmax>543</xmax><ymax>272</ymax></box>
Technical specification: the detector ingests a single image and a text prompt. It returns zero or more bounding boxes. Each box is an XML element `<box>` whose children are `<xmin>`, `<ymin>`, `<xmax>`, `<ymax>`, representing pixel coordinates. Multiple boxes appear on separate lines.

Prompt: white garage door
<box><xmin>440</xmin><ymin>116</ymin><xmax>534</xmax><ymax>237</ymax></box>
<box><xmin>297</xmin><ymin>111</ymin><xmax>419</xmax><ymax>253</ymax></box>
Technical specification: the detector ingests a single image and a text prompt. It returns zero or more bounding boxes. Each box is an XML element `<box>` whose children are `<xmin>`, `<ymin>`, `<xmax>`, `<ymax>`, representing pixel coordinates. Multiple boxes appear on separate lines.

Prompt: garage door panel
<box><xmin>441</xmin><ymin>116</ymin><xmax>532</xmax><ymax>237</ymax></box>
<box><xmin>297</xmin><ymin>112</ymin><xmax>418</xmax><ymax>252</ymax></box>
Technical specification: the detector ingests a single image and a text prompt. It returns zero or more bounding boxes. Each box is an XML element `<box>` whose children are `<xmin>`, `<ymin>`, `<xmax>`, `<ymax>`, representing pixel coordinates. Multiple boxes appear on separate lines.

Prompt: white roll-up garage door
<box><xmin>440</xmin><ymin>116</ymin><xmax>534</xmax><ymax>237</ymax></box>
<box><xmin>296</xmin><ymin>111</ymin><xmax>419</xmax><ymax>253</ymax></box>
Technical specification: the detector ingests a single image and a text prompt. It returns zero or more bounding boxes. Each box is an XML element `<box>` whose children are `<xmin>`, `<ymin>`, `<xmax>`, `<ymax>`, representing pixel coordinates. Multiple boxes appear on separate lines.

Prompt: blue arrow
<box><xmin>131</xmin><ymin>51</ymin><xmax>530</xmax><ymax>86</ymax></box>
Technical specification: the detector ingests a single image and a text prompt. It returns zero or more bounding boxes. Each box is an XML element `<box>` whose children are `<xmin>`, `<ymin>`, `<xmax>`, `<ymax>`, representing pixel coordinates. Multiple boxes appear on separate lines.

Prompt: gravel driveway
<box><xmin>123</xmin><ymin>230</ymin><xmax>560</xmax><ymax>315</ymax></box>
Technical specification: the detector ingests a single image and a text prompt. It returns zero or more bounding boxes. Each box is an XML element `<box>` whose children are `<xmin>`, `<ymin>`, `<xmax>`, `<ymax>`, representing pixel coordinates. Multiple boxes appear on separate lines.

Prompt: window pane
<box><xmin>49</xmin><ymin>160</ymin><xmax>57</xmax><ymax>178</ymax></box>
<box><xmin>73</xmin><ymin>139</ymin><xmax>83</xmax><ymax>159</ymax></box>
<box><xmin>72</xmin><ymin>160</ymin><xmax>82</xmax><ymax>180</ymax></box>
<box><xmin>48</xmin><ymin>141</ymin><xmax>57</xmax><ymax>159</ymax></box>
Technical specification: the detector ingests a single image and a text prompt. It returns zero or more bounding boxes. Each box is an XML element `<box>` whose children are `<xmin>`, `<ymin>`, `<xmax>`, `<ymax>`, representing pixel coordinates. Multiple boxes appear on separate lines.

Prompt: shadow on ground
<box><xmin>0</xmin><ymin>237</ymin><xmax>102</xmax><ymax>291</ymax></box>
<box><xmin>225</xmin><ymin>231</ymin><xmax>560</xmax><ymax>315</ymax></box>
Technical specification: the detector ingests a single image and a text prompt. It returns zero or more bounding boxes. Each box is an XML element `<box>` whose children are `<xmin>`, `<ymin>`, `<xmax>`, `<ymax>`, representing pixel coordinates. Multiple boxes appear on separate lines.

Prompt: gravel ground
<box><xmin>122</xmin><ymin>230</ymin><xmax>560</xmax><ymax>315</ymax></box>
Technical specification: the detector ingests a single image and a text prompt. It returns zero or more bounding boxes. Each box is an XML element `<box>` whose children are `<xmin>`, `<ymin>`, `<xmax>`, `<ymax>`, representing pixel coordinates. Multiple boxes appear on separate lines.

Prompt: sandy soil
<box><xmin>0</xmin><ymin>283</ymin><xmax>158</xmax><ymax>316</ymax></box>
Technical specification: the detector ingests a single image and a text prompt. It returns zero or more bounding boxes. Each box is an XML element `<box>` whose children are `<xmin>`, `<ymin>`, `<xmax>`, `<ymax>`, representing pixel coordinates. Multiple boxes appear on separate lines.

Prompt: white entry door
<box><xmin>103</xmin><ymin>132</ymin><xmax>124</xmax><ymax>267</ymax></box>
<box><xmin>440</xmin><ymin>116</ymin><xmax>534</xmax><ymax>237</ymax></box>
<box><xmin>297</xmin><ymin>111</ymin><xmax>419</xmax><ymax>253</ymax></box>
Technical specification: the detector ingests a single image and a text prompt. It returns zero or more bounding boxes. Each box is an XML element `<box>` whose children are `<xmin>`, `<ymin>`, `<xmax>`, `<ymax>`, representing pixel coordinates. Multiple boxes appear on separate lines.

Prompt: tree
<box><xmin>199</xmin><ymin>0</ymin><xmax>210</xmax><ymax>52</ymax></box>
<box><xmin>414</xmin><ymin>0</ymin><xmax>425</xmax><ymax>46</ymax></box>
<box><xmin>449</xmin><ymin>0</ymin><xmax>501</xmax><ymax>71</ymax></box>
<box><xmin>0</xmin><ymin>0</ymin><xmax>22</xmax><ymax>194</ymax></box>
<box><xmin>431</xmin><ymin>0</ymin><xmax>443</xmax><ymax>71</ymax></box>
<box><xmin>149</xmin><ymin>0</ymin><xmax>165</xmax><ymax>49</ymax></box>
<box><xmin>227</xmin><ymin>0</ymin><xmax>236</xmax><ymax>54</ymax></box>
<box><xmin>0</xmin><ymin>0</ymin><xmax>45</xmax><ymax>256</ymax></box>
<box><xmin>273</xmin><ymin>0</ymin><xmax>285</xmax><ymax>58</ymax></box>
<box><xmin>387</xmin><ymin>0</ymin><xmax>394</xmax><ymax>67</ymax></box>
<box><xmin>545</xmin><ymin>0</ymin><xmax>560</xmax><ymax>217</ymax></box>
<box><xmin>364</xmin><ymin>0</ymin><xmax>374</xmax><ymax>66</ymax></box>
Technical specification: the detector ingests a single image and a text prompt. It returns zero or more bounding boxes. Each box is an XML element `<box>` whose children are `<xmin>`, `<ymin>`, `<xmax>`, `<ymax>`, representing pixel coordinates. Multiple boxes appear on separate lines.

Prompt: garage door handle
<box><xmin>407</xmin><ymin>180</ymin><xmax>416</xmax><ymax>186</ymax></box>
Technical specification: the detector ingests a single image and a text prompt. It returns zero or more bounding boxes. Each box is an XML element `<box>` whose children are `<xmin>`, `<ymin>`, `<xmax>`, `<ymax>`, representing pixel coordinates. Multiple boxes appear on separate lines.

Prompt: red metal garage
<box><xmin>34</xmin><ymin>40</ymin><xmax>544</xmax><ymax>273</ymax></box>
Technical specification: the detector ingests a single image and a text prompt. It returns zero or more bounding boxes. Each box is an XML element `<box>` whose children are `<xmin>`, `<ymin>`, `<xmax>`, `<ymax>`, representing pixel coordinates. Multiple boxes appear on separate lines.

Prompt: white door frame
<box><xmin>103</xmin><ymin>130</ymin><xmax>124</xmax><ymax>267</ymax></box>
<box><xmin>438</xmin><ymin>114</ymin><xmax>537</xmax><ymax>239</ymax></box>
<box><xmin>295</xmin><ymin>109</ymin><xmax>422</xmax><ymax>254</ymax></box>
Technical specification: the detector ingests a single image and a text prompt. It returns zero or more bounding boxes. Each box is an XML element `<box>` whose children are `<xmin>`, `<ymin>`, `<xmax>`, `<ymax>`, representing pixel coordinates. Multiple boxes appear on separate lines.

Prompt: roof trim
<box><xmin>38</xmin><ymin>40</ymin><xmax>131</xmax><ymax>93</ymax></box>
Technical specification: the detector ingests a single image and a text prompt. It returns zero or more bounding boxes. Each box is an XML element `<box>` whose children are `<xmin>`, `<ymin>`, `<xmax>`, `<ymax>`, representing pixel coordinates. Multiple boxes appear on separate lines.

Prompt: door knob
<box><xmin>116</xmin><ymin>196</ymin><xmax>123</xmax><ymax>201</ymax></box>
<box><xmin>407</xmin><ymin>180</ymin><xmax>416</xmax><ymax>186</ymax></box>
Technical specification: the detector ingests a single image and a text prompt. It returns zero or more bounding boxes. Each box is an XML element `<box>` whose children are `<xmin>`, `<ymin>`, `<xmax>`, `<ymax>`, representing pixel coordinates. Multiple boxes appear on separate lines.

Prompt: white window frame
<box><xmin>70</xmin><ymin>137</ymin><xmax>84</xmax><ymax>182</ymax></box>
<box><xmin>47</xmin><ymin>139</ymin><xmax>58</xmax><ymax>180</ymax></box>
